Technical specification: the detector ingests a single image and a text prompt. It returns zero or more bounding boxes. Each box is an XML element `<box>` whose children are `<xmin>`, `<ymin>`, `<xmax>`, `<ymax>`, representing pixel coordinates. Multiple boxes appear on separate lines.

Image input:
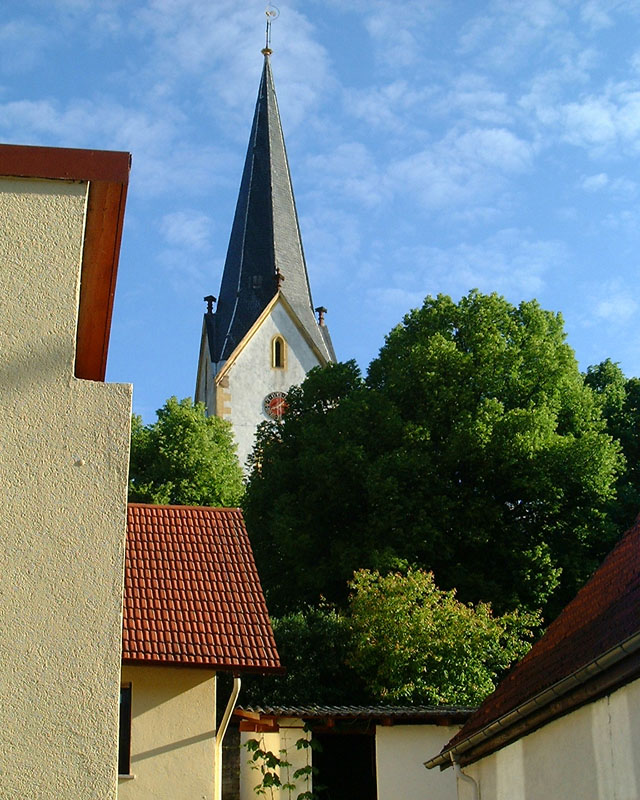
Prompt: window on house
<box><xmin>118</xmin><ymin>684</ymin><xmax>132</xmax><ymax>776</ymax></box>
<box><xmin>272</xmin><ymin>336</ymin><xmax>285</xmax><ymax>369</ymax></box>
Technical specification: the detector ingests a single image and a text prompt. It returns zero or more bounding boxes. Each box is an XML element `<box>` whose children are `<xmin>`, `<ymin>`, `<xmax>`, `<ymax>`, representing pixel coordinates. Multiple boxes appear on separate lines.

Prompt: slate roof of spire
<box><xmin>211</xmin><ymin>53</ymin><xmax>333</xmax><ymax>363</ymax></box>
<box><xmin>122</xmin><ymin>503</ymin><xmax>282</xmax><ymax>673</ymax></box>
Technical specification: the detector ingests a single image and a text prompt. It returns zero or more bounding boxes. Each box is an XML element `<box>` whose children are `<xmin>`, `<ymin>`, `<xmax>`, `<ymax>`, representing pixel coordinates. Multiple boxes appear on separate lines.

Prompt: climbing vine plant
<box><xmin>244</xmin><ymin>727</ymin><xmax>321</xmax><ymax>799</ymax></box>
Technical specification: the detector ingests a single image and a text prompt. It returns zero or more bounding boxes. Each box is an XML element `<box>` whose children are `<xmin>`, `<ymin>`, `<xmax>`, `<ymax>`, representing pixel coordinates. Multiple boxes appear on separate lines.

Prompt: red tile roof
<box><xmin>441</xmin><ymin>515</ymin><xmax>640</xmax><ymax>759</ymax></box>
<box><xmin>123</xmin><ymin>504</ymin><xmax>282</xmax><ymax>673</ymax></box>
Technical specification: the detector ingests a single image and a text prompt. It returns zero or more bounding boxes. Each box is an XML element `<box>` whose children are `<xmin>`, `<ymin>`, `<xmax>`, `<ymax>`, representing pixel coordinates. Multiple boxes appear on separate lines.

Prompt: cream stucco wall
<box><xmin>239</xmin><ymin>721</ymin><xmax>312</xmax><ymax>800</ymax></box>
<box><xmin>460</xmin><ymin>677</ymin><xmax>640</xmax><ymax>800</ymax></box>
<box><xmin>0</xmin><ymin>177</ymin><xmax>132</xmax><ymax>798</ymax></box>
<box><xmin>218</xmin><ymin>300</ymin><xmax>323</xmax><ymax>469</ymax></box>
<box><xmin>119</xmin><ymin>665</ymin><xmax>217</xmax><ymax>800</ymax></box>
<box><xmin>376</xmin><ymin>725</ymin><xmax>462</xmax><ymax>800</ymax></box>
<box><xmin>240</xmin><ymin>722</ymin><xmax>461</xmax><ymax>800</ymax></box>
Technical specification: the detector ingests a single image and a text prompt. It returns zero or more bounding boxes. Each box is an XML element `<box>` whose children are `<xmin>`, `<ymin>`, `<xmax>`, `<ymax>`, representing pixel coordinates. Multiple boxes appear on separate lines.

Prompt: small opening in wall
<box><xmin>272</xmin><ymin>336</ymin><xmax>285</xmax><ymax>369</ymax></box>
<box><xmin>119</xmin><ymin>684</ymin><xmax>132</xmax><ymax>776</ymax></box>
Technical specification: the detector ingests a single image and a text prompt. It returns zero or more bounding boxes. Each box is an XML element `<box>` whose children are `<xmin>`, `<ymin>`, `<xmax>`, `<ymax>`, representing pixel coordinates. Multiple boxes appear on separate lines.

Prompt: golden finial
<box><xmin>262</xmin><ymin>4</ymin><xmax>279</xmax><ymax>55</ymax></box>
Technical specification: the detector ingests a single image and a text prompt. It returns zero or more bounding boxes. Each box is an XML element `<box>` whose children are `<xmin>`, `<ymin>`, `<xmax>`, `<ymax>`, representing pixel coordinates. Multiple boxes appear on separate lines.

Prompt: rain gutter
<box><xmin>425</xmin><ymin>630</ymin><xmax>640</xmax><ymax>770</ymax></box>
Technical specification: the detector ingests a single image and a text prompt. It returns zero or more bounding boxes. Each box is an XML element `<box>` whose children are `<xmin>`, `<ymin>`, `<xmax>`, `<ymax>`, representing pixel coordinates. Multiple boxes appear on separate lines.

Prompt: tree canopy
<box><xmin>128</xmin><ymin>396</ymin><xmax>244</xmax><ymax>507</ymax></box>
<box><xmin>348</xmin><ymin>568</ymin><xmax>539</xmax><ymax>706</ymax></box>
<box><xmin>585</xmin><ymin>358</ymin><xmax>640</xmax><ymax>532</ymax></box>
<box><xmin>243</xmin><ymin>569</ymin><xmax>538</xmax><ymax>707</ymax></box>
<box><xmin>245</xmin><ymin>291</ymin><xmax>623</xmax><ymax>620</ymax></box>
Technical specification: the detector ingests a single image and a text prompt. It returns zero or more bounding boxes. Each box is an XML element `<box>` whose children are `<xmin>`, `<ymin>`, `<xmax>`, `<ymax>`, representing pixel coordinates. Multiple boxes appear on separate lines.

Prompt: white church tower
<box><xmin>195</xmin><ymin>45</ymin><xmax>335</xmax><ymax>468</ymax></box>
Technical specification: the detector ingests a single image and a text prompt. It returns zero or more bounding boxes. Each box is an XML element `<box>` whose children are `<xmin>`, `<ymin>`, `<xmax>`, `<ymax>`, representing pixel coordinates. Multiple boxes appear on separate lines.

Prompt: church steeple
<box><xmin>211</xmin><ymin>51</ymin><xmax>334</xmax><ymax>364</ymax></box>
<box><xmin>196</xmin><ymin>40</ymin><xmax>336</xmax><ymax>469</ymax></box>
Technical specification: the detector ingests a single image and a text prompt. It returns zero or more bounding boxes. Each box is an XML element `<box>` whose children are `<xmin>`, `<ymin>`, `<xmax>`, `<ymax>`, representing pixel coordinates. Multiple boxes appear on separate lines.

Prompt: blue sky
<box><xmin>3</xmin><ymin>0</ymin><xmax>640</xmax><ymax>420</ymax></box>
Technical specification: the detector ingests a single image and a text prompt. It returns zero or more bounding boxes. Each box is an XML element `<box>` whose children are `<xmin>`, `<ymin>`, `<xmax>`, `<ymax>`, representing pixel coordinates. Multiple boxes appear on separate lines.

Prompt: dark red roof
<box><xmin>444</xmin><ymin>516</ymin><xmax>640</xmax><ymax>755</ymax></box>
<box><xmin>123</xmin><ymin>504</ymin><xmax>282</xmax><ymax>673</ymax></box>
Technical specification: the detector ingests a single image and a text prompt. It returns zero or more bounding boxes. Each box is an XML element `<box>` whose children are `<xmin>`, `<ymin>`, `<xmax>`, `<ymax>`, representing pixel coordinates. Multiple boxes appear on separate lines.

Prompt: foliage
<box><xmin>245</xmin><ymin>361</ymin><xmax>404</xmax><ymax>614</ymax></box>
<box><xmin>128</xmin><ymin>396</ymin><xmax>244</xmax><ymax>506</ymax></box>
<box><xmin>585</xmin><ymin>359</ymin><xmax>640</xmax><ymax>531</ymax></box>
<box><xmin>245</xmin><ymin>292</ymin><xmax>623</xmax><ymax>619</ymax></box>
<box><xmin>244</xmin><ymin>731</ymin><xmax>319</xmax><ymax>799</ymax></box>
<box><xmin>245</xmin><ymin>569</ymin><xmax>537</xmax><ymax>707</ymax></box>
<box><xmin>241</xmin><ymin>605</ymin><xmax>368</xmax><ymax>707</ymax></box>
<box><xmin>348</xmin><ymin>568</ymin><xmax>539</xmax><ymax>706</ymax></box>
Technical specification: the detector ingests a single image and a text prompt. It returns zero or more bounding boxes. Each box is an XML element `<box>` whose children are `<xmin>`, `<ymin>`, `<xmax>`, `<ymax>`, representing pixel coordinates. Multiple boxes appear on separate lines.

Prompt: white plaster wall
<box><xmin>463</xmin><ymin>678</ymin><xmax>640</xmax><ymax>800</ymax></box>
<box><xmin>0</xmin><ymin>177</ymin><xmax>132</xmax><ymax>799</ymax></box>
<box><xmin>240</xmin><ymin>721</ymin><xmax>312</xmax><ymax>800</ymax></box>
<box><xmin>376</xmin><ymin>725</ymin><xmax>461</xmax><ymax>800</ymax></box>
<box><xmin>222</xmin><ymin>301</ymin><xmax>323</xmax><ymax>468</ymax></box>
<box><xmin>118</xmin><ymin>665</ymin><xmax>217</xmax><ymax>800</ymax></box>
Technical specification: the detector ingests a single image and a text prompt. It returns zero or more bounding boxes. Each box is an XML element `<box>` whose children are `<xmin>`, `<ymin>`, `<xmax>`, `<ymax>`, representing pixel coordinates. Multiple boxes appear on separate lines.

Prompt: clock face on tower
<box><xmin>263</xmin><ymin>391</ymin><xmax>288</xmax><ymax>420</ymax></box>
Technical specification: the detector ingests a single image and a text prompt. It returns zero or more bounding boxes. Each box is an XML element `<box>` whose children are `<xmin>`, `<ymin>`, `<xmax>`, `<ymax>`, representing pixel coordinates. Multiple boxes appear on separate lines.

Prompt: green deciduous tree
<box><xmin>585</xmin><ymin>359</ymin><xmax>640</xmax><ymax>531</ymax></box>
<box><xmin>128</xmin><ymin>396</ymin><xmax>244</xmax><ymax>506</ymax></box>
<box><xmin>244</xmin><ymin>570</ymin><xmax>538</xmax><ymax>707</ymax></box>
<box><xmin>246</xmin><ymin>360</ymin><xmax>404</xmax><ymax>614</ymax></box>
<box><xmin>245</xmin><ymin>292</ymin><xmax>623</xmax><ymax>620</ymax></box>
<box><xmin>348</xmin><ymin>568</ymin><xmax>539</xmax><ymax>706</ymax></box>
<box><xmin>241</xmin><ymin>605</ymin><xmax>368</xmax><ymax>707</ymax></box>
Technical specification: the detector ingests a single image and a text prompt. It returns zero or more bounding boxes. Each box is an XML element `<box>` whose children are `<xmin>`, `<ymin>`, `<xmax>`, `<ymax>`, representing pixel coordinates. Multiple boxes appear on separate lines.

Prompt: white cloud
<box><xmin>367</xmin><ymin>229</ymin><xmax>567</xmax><ymax>312</ymax></box>
<box><xmin>560</xmin><ymin>86</ymin><xmax>640</xmax><ymax>152</ymax></box>
<box><xmin>0</xmin><ymin>20</ymin><xmax>50</xmax><ymax>73</ymax></box>
<box><xmin>305</xmin><ymin>142</ymin><xmax>383</xmax><ymax>209</ymax></box>
<box><xmin>593</xmin><ymin>281</ymin><xmax>638</xmax><ymax>323</ymax></box>
<box><xmin>0</xmin><ymin>96</ymin><xmax>234</xmax><ymax>197</ymax></box>
<box><xmin>344</xmin><ymin>81</ymin><xmax>429</xmax><ymax>132</ymax></box>
<box><xmin>580</xmin><ymin>0</ymin><xmax>640</xmax><ymax>31</ymax></box>
<box><xmin>386</xmin><ymin>126</ymin><xmax>533</xmax><ymax>211</ymax></box>
<box><xmin>581</xmin><ymin>172</ymin><xmax>609</xmax><ymax>191</ymax></box>
<box><xmin>161</xmin><ymin>211</ymin><xmax>212</xmax><ymax>251</ymax></box>
<box><xmin>562</xmin><ymin>96</ymin><xmax>618</xmax><ymax>146</ymax></box>
<box><xmin>437</xmin><ymin>73</ymin><xmax>512</xmax><ymax>126</ymax></box>
<box><xmin>457</xmin><ymin>0</ymin><xmax>571</xmax><ymax>68</ymax></box>
<box><xmin>354</xmin><ymin>0</ymin><xmax>440</xmax><ymax>69</ymax></box>
<box><xmin>130</xmin><ymin>0</ymin><xmax>333</xmax><ymax>130</ymax></box>
<box><xmin>580</xmin><ymin>0</ymin><xmax>615</xmax><ymax>30</ymax></box>
<box><xmin>580</xmin><ymin>172</ymin><xmax>637</xmax><ymax>198</ymax></box>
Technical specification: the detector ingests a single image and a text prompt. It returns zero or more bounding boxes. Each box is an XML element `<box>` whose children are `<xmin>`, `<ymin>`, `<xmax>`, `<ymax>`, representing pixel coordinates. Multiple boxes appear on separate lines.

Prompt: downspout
<box><xmin>214</xmin><ymin>675</ymin><xmax>242</xmax><ymax>800</ymax></box>
<box><xmin>451</xmin><ymin>753</ymin><xmax>479</xmax><ymax>800</ymax></box>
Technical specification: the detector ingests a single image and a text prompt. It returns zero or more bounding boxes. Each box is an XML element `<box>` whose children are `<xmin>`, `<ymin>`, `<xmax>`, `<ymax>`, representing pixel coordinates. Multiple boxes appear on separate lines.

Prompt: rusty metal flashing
<box><xmin>0</xmin><ymin>143</ymin><xmax>131</xmax><ymax>381</ymax></box>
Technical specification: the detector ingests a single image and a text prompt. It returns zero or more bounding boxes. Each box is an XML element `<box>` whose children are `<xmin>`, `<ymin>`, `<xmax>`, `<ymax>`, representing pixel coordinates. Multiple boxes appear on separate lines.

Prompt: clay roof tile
<box><xmin>122</xmin><ymin>503</ymin><xmax>281</xmax><ymax>673</ymax></box>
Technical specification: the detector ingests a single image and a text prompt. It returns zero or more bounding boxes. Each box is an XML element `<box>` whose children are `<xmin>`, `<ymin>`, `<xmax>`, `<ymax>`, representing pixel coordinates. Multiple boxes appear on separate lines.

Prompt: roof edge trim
<box><xmin>425</xmin><ymin>629</ymin><xmax>640</xmax><ymax>770</ymax></box>
<box><xmin>0</xmin><ymin>143</ymin><xmax>131</xmax><ymax>382</ymax></box>
<box><xmin>0</xmin><ymin>143</ymin><xmax>131</xmax><ymax>182</ymax></box>
<box><xmin>214</xmin><ymin>291</ymin><xmax>328</xmax><ymax>383</ymax></box>
<box><xmin>122</xmin><ymin>656</ymin><xmax>285</xmax><ymax>675</ymax></box>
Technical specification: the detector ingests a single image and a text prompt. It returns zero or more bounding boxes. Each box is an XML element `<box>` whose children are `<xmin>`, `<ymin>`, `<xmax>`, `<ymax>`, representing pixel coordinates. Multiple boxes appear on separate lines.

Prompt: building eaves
<box><xmin>427</xmin><ymin>515</ymin><xmax>640</xmax><ymax>769</ymax></box>
<box><xmin>237</xmin><ymin>704</ymin><xmax>474</xmax><ymax>726</ymax></box>
<box><xmin>0</xmin><ymin>143</ymin><xmax>130</xmax><ymax>381</ymax></box>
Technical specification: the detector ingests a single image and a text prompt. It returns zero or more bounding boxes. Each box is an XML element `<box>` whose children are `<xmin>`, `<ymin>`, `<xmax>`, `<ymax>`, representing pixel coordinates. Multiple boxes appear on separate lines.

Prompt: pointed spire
<box><xmin>211</xmin><ymin>50</ymin><xmax>333</xmax><ymax>363</ymax></box>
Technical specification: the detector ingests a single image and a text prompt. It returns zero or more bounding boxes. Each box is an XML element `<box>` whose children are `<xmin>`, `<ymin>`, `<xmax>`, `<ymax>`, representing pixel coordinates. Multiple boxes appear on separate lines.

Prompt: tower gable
<box><xmin>212</xmin><ymin>295</ymin><xmax>327</xmax><ymax>468</ymax></box>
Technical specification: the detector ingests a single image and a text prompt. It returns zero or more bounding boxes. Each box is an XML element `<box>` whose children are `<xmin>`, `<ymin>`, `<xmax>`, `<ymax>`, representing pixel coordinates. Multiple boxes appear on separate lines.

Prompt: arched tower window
<box><xmin>272</xmin><ymin>336</ymin><xmax>286</xmax><ymax>369</ymax></box>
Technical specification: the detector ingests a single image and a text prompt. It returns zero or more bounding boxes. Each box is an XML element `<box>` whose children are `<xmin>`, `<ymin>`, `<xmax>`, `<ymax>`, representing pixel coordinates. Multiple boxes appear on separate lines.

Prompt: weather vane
<box><xmin>263</xmin><ymin>3</ymin><xmax>280</xmax><ymax>55</ymax></box>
